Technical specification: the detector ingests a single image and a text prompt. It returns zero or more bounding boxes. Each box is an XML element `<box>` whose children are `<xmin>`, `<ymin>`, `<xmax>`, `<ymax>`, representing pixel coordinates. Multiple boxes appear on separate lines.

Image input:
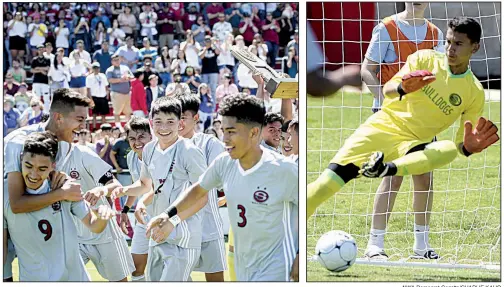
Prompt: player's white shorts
<box><xmin>3</xmin><ymin>238</ymin><xmax>16</xmax><ymax>279</ymax></box>
<box><xmin>79</xmin><ymin>238</ymin><xmax>135</xmax><ymax>281</ymax></box>
<box><xmin>194</xmin><ymin>238</ymin><xmax>227</xmax><ymax>273</ymax></box>
<box><xmin>146</xmin><ymin>243</ymin><xmax>200</xmax><ymax>282</ymax></box>
<box><xmin>131</xmin><ymin>223</ymin><xmax>149</xmax><ymax>255</ymax></box>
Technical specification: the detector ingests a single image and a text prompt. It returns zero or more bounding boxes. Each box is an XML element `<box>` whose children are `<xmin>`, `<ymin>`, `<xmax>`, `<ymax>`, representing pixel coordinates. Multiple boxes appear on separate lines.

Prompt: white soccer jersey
<box><xmin>199</xmin><ymin>147</ymin><xmax>299</xmax><ymax>281</ymax></box>
<box><xmin>189</xmin><ymin>133</ymin><xmax>225</xmax><ymax>243</ymax></box>
<box><xmin>127</xmin><ymin>151</ymin><xmax>154</xmax><ymax>216</ymax></box>
<box><xmin>62</xmin><ymin>144</ymin><xmax>124</xmax><ymax>245</ymax></box>
<box><xmin>3</xmin><ymin>181</ymin><xmax>91</xmax><ymax>281</ymax></box>
<box><xmin>140</xmin><ymin>137</ymin><xmax>207</xmax><ymax>249</ymax></box>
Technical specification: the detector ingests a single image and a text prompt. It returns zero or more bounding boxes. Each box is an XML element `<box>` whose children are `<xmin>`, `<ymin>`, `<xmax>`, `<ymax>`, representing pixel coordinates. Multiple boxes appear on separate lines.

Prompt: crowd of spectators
<box><xmin>4</xmin><ymin>2</ymin><xmax>299</xmax><ymax>138</ymax></box>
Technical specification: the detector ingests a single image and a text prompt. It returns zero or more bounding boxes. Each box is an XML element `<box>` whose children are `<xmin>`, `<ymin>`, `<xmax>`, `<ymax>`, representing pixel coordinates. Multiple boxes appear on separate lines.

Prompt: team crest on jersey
<box><xmin>253</xmin><ymin>188</ymin><xmax>269</xmax><ymax>205</ymax></box>
<box><xmin>52</xmin><ymin>201</ymin><xmax>62</xmax><ymax>212</ymax></box>
<box><xmin>449</xmin><ymin>93</ymin><xmax>462</xmax><ymax>106</ymax></box>
<box><xmin>70</xmin><ymin>168</ymin><xmax>80</xmax><ymax>180</ymax></box>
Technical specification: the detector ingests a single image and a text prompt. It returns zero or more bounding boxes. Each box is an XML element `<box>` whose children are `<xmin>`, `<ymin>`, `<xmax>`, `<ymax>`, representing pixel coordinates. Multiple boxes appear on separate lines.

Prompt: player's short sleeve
<box><xmin>71</xmin><ymin>200</ymin><xmax>90</xmax><ymax>220</ymax></box>
<box><xmin>198</xmin><ymin>153</ymin><xmax>226</xmax><ymax>192</ymax></box>
<box><xmin>139</xmin><ymin>142</ymin><xmax>154</xmax><ymax>181</ymax></box>
<box><xmin>455</xmin><ymin>84</ymin><xmax>485</xmax><ymax>146</ymax></box>
<box><xmin>79</xmin><ymin>146</ymin><xmax>114</xmax><ymax>187</ymax></box>
<box><xmin>282</xmin><ymin>160</ymin><xmax>299</xmax><ymax>205</ymax></box>
<box><xmin>181</xmin><ymin>142</ymin><xmax>207</xmax><ymax>184</ymax></box>
<box><xmin>307</xmin><ymin>24</ymin><xmax>325</xmax><ymax>73</ymax></box>
<box><xmin>206</xmin><ymin>137</ymin><xmax>225</xmax><ymax>164</ymax></box>
<box><xmin>4</xmin><ymin>139</ymin><xmax>23</xmax><ymax>174</ymax></box>
<box><xmin>365</xmin><ymin>22</ymin><xmax>391</xmax><ymax>63</ymax></box>
<box><xmin>434</xmin><ymin>28</ymin><xmax>445</xmax><ymax>53</ymax></box>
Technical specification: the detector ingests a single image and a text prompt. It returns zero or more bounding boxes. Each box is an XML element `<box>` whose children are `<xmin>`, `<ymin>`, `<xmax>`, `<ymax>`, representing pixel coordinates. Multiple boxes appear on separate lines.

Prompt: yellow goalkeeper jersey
<box><xmin>382</xmin><ymin>49</ymin><xmax>485</xmax><ymax>144</ymax></box>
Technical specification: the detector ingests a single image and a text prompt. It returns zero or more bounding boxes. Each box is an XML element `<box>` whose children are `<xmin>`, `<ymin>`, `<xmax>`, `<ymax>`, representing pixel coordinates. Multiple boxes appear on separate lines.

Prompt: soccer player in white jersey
<box><xmin>146</xmin><ymin>94</ymin><xmax>299</xmax><ymax>281</ymax></box>
<box><xmin>176</xmin><ymin>93</ymin><xmax>227</xmax><ymax>282</ymax></box>
<box><xmin>119</xmin><ymin>116</ymin><xmax>153</xmax><ymax>282</ymax></box>
<box><xmin>3</xmin><ymin>88</ymin><xmax>89</xmax><ymax>281</ymax></box>
<box><xmin>112</xmin><ymin>97</ymin><xmax>209</xmax><ymax>281</ymax></box>
<box><xmin>4</xmin><ymin>131</ymin><xmax>116</xmax><ymax>281</ymax></box>
<box><xmin>4</xmin><ymin>88</ymin><xmax>134</xmax><ymax>281</ymax></box>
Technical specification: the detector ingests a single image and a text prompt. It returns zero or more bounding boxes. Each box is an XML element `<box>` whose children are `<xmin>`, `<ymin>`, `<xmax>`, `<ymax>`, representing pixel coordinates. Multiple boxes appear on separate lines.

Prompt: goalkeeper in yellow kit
<box><xmin>308</xmin><ymin>16</ymin><xmax>500</xmax><ymax>231</ymax></box>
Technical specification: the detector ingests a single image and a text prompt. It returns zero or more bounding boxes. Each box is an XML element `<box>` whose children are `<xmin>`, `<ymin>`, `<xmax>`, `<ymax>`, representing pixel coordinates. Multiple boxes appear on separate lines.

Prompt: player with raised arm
<box><xmin>119</xmin><ymin>116</ymin><xmax>153</xmax><ymax>282</ymax></box>
<box><xmin>307</xmin><ymin>17</ymin><xmax>500</xmax><ymax>261</ymax></box>
<box><xmin>145</xmin><ymin>94</ymin><xmax>299</xmax><ymax>282</ymax></box>
<box><xmin>3</xmin><ymin>131</ymin><xmax>116</xmax><ymax>281</ymax></box>
<box><xmin>360</xmin><ymin>2</ymin><xmax>445</xmax><ymax>259</ymax></box>
<box><xmin>175</xmin><ymin>93</ymin><xmax>227</xmax><ymax>282</ymax></box>
<box><xmin>112</xmin><ymin>97</ymin><xmax>208</xmax><ymax>281</ymax></box>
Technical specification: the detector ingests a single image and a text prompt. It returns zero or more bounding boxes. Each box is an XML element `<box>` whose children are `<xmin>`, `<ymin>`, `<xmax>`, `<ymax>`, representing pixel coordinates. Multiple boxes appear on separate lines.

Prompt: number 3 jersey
<box><xmin>3</xmin><ymin>180</ymin><xmax>91</xmax><ymax>281</ymax></box>
<box><xmin>140</xmin><ymin>137</ymin><xmax>208</xmax><ymax>249</ymax></box>
<box><xmin>199</xmin><ymin>147</ymin><xmax>299</xmax><ymax>281</ymax></box>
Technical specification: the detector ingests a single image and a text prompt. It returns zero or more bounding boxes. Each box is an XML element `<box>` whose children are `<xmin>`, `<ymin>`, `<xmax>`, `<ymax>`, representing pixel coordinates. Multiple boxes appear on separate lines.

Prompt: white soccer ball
<box><xmin>315</xmin><ymin>230</ymin><xmax>357</xmax><ymax>272</ymax></box>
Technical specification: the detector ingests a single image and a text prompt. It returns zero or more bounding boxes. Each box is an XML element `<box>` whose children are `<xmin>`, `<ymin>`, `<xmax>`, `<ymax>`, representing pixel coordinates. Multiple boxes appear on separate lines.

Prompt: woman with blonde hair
<box><xmin>20</xmin><ymin>98</ymin><xmax>45</xmax><ymax>127</ymax></box>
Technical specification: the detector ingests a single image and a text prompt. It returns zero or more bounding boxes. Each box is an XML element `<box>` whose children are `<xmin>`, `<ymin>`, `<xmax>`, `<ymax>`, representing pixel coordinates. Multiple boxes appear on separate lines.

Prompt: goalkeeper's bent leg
<box><xmin>307</xmin><ymin>163</ymin><xmax>359</xmax><ymax>218</ymax></box>
<box><xmin>392</xmin><ymin>141</ymin><xmax>458</xmax><ymax>176</ymax></box>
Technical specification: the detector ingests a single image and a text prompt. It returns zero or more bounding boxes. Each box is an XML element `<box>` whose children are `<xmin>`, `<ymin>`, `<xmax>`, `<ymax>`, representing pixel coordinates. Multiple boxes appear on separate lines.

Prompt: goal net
<box><xmin>307</xmin><ymin>2</ymin><xmax>501</xmax><ymax>270</ymax></box>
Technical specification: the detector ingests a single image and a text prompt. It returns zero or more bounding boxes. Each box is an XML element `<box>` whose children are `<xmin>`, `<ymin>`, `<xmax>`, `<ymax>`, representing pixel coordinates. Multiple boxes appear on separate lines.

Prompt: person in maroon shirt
<box><xmin>205</xmin><ymin>3</ymin><xmax>225</xmax><ymax>28</ymax></box>
<box><xmin>261</xmin><ymin>12</ymin><xmax>281</xmax><ymax>65</ymax></box>
<box><xmin>45</xmin><ymin>4</ymin><xmax>58</xmax><ymax>23</ymax></box>
<box><xmin>238</xmin><ymin>13</ymin><xmax>259</xmax><ymax>46</ymax></box>
<box><xmin>4</xmin><ymin>73</ymin><xmax>20</xmax><ymax>96</ymax></box>
<box><xmin>157</xmin><ymin>5</ymin><xmax>176</xmax><ymax>49</ymax></box>
<box><xmin>182</xmin><ymin>4</ymin><xmax>200</xmax><ymax>31</ymax></box>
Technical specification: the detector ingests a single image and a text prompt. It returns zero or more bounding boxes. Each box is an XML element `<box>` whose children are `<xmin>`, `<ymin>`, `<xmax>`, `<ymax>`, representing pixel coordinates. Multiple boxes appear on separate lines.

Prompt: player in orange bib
<box><xmin>361</xmin><ymin>3</ymin><xmax>445</xmax><ymax>259</ymax></box>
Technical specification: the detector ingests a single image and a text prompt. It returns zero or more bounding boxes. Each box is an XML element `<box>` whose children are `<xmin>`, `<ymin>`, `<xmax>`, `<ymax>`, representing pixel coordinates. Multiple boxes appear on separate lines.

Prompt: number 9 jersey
<box><xmin>3</xmin><ymin>180</ymin><xmax>91</xmax><ymax>281</ymax></box>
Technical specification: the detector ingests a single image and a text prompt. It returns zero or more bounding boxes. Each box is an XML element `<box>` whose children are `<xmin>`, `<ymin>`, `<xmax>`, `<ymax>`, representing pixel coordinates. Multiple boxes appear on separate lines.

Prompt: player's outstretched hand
<box><xmin>146</xmin><ymin>213</ymin><xmax>173</xmax><ymax>243</ymax></box>
<box><xmin>290</xmin><ymin>253</ymin><xmax>299</xmax><ymax>282</ymax></box>
<box><xmin>110</xmin><ymin>186</ymin><xmax>127</xmax><ymax>200</ymax></box>
<box><xmin>401</xmin><ymin>70</ymin><xmax>436</xmax><ymax>94</ymax></box>
<box><xmin>60</xmin><ymin>180</ymin><xmax>83</xmax><ymax>202</ymax></box>
<box><xmin>463</xmin><ymin>117</ymin><xmax>500</xmax><ymax>154</ymax></box>
<box><xmin>50</xmin><ymin>170</ymin><xmax>70</xmax><ymax>190</ymax></box>
<box><xmin>119</xmin><ymin>213</ymin><xmax>130</xmax><ymax>235</ymax></box>
<box><xmin>94</xmin><ymin>205</ymin><xmax>115</xmax><ymax>220</ymax></box>
<box><xmin>84</xmin><ymin>188</ymin><xmax>105</xmax><ymax>206</ymax></box>
<box><xmin>135</xmin><ymin>201</ymin><xmax>148</xmax><ymax>225</ymax></box>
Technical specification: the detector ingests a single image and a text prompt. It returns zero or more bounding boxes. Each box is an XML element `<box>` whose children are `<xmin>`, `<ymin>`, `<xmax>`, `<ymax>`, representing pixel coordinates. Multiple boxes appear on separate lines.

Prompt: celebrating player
<box><xmin>175</xmin><ymin>93</ymin><xmax>227</xmax><ymax>282</ymax></box>
<box><xmin>360</xmin><ymin>2</ymin><xmax>444</xmax><ymax>259</ymax></box>
<box><xmin>3</xmin><ymin>131</ymin><xmax>115</xmax><ymax>281</ymax></box>
<box><xmin>120</xmin><ymin>116</ymin><xmax>153</xmax><ymax>282</ymax></box>
<box><xmin>145</xmin><ymin>94</ymin><xmax>299</xmax><ymax>281</ymax></box>
<box><xmin>307</xmin><ymin>17</ymin><xmax>499</xmax><ymax>260</ymax></box>
<box><xmin>111</xmin><ymin>97</ymin><xmax>208</xmax><ymax>282</ymax></box>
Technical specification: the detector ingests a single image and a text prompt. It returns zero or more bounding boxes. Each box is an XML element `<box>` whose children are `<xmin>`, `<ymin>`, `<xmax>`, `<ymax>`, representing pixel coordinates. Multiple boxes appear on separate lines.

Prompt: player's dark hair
<box><xmin>289</xmin><ymin>118</ymin><xmax>299</xmax><ymax>134</ymax></box>
<box><xmin>150</xmin><ymin>97</ymin><xmax>182</xmax><ymax>119</ymax></box>
<box><xmin>448</xmin><ymin>16</ymin><xmax>482</xmax><ymax>44</ymax></box>
<box><xmin>126</xmin><ymin>116</ymin><xmax>151</xmax><ymax>137</ymax></box>
<box><xmin>49</xmin><ymin>88</ymin><xmax>91</xmax><ymax>115</ymax></box>
<box><xmin>282</xmin><ymin>120</ymin><xmax>292</xmax><ymax>133</ymax></box>
<box><xmin>264</xmin><ymin>112</ymin><xmax>284</xmax><ymax>126</ymax></box>
<box><xmin>175</xmin><ymin>93</ymin><xmax>201</xmax><ymax>116</ymax></box>
<box><xmin>218</xmin><ymin>93</ymin><xmax>265</xmax><ymax>127</ymax></box>
<box><xmin>101</xmin><ymin>123</ymin><xmax>112</xmax><ymax>131</ymax></box>
<box><xmin>23</xmin><ymin>131</ymin><xmax>59</xmax><ymax>162</ymax></box>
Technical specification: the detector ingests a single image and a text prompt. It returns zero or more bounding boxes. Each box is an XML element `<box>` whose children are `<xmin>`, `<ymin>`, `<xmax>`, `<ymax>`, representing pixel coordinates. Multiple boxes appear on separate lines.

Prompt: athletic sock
<box><xmin>392</xmin><ymin>140</ymin><xmax>458</xmax><ymax>176</ymax></box>
<box><xmin>367</xmin><ymin>229</ymin><xmax>386</xmax><ymax>250</ymax></box>
<box><xmin>132</xmin><ymin>274</ymin><xmax>145</xmax><ymax>281</ymax></box>
<box><xmin>413</xmin><ymin>224</ymin><xmax>430</xmax><ymax>253</ymax></box>
<box><xmin>307</xmin><ymin>169</ymin><xmax>346</xmax><ymax>218</ymax></box>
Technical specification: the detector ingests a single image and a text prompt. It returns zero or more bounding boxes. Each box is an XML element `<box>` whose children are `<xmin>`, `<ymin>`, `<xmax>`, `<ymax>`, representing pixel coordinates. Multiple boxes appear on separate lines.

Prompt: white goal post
<box><xmin>307</xmin><ymin>2</ymin><xmax>501</xmax><ymax>271</ymax></box>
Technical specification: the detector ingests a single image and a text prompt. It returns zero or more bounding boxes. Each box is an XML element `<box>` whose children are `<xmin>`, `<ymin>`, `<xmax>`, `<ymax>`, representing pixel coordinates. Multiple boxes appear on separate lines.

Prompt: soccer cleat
<box><xmin>360</xmin><ymin>152</ymin><xmax>388</xmax><ymax>178</ymax></box>
<box><xmin>413</xmin><ymin>249</ymin><xmax>440</xmax><ymax>260</ymax></box>
<box><xmin>364</xmin><ymin>248</ymin><xmax>389</xmax><ymax>261</ymax></box>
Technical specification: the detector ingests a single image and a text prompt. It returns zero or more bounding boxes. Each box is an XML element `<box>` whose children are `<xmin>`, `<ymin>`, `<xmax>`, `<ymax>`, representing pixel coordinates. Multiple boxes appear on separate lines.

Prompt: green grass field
<box><xmin>307</xmin><ymin>90</ymin><xmax>501</xmax><ymax>281</ymax></box>
<box><xmin>10</xmin><ymin>242</ymin><xmax>230</xmax><ymax>282</ymax></box>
